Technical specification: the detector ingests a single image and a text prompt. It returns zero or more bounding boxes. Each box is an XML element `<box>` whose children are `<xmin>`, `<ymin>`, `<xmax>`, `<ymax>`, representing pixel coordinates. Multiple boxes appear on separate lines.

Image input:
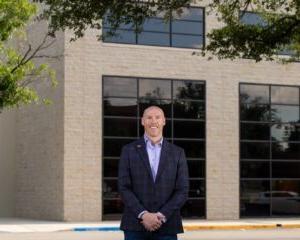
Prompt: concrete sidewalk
<box><xmin>1</xmin><ymin>218</ymin><xmax>300</xmax><ymax>233</ymax></box>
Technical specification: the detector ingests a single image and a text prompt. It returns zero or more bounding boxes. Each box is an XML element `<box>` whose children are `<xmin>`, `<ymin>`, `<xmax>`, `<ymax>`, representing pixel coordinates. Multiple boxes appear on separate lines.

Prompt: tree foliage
<box><xmin>35</xmin><ymin>0</ymin><xmax>300</xmax><ymax>62</ymax></box>
<box><xmin>0</xmin><ymin>0</ymin><xmax>56</xmax><ymax>112</ymax></box>
<box><xmin>206</xmin><ymin>0</ymin><xmax>300</xmax><ymax>61</ymax></box>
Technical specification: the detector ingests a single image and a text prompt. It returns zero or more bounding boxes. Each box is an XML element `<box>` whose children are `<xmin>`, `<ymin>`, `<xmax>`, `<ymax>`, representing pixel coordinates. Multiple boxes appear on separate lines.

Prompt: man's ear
<box><xmin>141</xmin><ymin>117</ymin><xmax>145</xmax><ymax>126</ymax></box>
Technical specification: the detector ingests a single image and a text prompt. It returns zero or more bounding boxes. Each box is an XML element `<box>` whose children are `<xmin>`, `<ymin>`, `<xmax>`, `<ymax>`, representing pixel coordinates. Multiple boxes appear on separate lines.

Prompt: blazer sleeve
<box><xmin>159</xmin><ymin>148</ymin><xmax>189</xmax><ymax>220</ymax></box>
<box><xmin>118</xmin><ymin>145</ymin><xmax>146</xmax><ymax>218</ymax></box>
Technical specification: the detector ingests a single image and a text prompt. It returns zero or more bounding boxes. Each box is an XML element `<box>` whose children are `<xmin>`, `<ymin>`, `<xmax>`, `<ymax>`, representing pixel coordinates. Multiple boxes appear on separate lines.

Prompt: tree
<box><xmin>0</xmin><ymin>0</ymin><xmax>56</xmax><ymax>112</ymax></box>
<box><xmin>35</xmin><ymin>0</ymin><xmax>300</xmax><ymax>62</ymax></box>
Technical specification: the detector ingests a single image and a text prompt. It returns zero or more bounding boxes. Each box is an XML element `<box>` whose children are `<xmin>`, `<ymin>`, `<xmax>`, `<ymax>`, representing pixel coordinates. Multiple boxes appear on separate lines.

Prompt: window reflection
<box><xmin>142</xmin><ymin>18</ymin><xmax>169</xmax><ymax>32</ymax></box>
<box><xmin>272</xmin><ymin>180</ymin><xmax>300</xmax><ymax>196</ymax></box>
<box><xmin>241</xmin><ymin>199</ymin><xmax>270</xmax><ymax>217</ymax></box>
<box><xmin>240</xmin><ymin>123</ymin><xmax>270</xmax><ymax>140</ymax></box>
<box><xmin>173</xmin><ymin>81</ymin><xmax>205</xmax><ymax>100</ymax></box>
<box><xmin>241</xmin><ymin>142</ymin><xmax>270</xmax><ymax>159</ymax></box>
<box><xmin>103</xmin><ymin>98</ymin><xmax>137</xmax><ymax>117</ymax></box>
<box><xmin>103</xmin><ymin>158</ymin><xmax>119</xmax><ymax>177</ymax></box>
<box><xmin>139</xmin><ymin>79</ymin><xmax>171</xmax><ymax>99</ymax></box>
<box><xmin>172</xmin><ymin>20</ymin><xmax>203</xmax><ymax>35</ymax></box>
<box><xmin>104</xmin><ymin>138</ymin><xmax>136</xmax><ymax>157</ymax></box>
<box><xmin>187</xmin><ymin>160</ymin><xmax>205</xmax><ymax>178</ymax></box>
<box><xmin>181</xmin><ymin>199</ymin><xmax>205</xmax><ymax>218</ymax></box>
<box><xmin>174</xmin><ymin>140</ymin><xmax>205</xmax><ymax>158</ymax></box>
<box><xmin>271</xmin><ymin>105</ymin><xmax>300</xmax><ymax>123</ymax></box>
<box><xmin>103</xmin><ymin>179</ymin><xmax>119</xmax><ymax>198</ymax></box>
<box><xmin>271</xmin><ymin>124</ymin><xmax>300</xmax><ymax>142</ymax></box>
<box><xmin>241</xmin><ymin>180</ymin><xmax>270</xmax><ymax>198</ymax></box>
<box><xmin>138</xmin><ymin>32</ymin><xmax>170</xmax><ymax>46</ymax></box>
<box><xmin>189</xmin><ymin>180</ymin><xmax>205</xmax><ymax>198</ymax></box>
<box><xmin>172</xmin><ymin>34</ymin><xmax>203</xmax><ymax>48</ymax></box>
<box><xmin>272</xmin><ymin>142</ymin><xmax>300</xmax><ymax>160</ymax></box>
<box><xmin>103</xmin><ymin>77</ymin><xmax>137</xmax><ymax>97</ymax></box>
<box><xmin>240</xmin><ymin>104</ymin><xmax>270</xmax><ymax>121</ymax></box>
<box><xmin>272</xmin><ymin>162</ymin><xmax>300</xmax><ymax>178</ymax></box>
<box><xmin>240</xmin><ymin>84</ymin><xmax>269</xmax><ymax>104</ymax></box>
<box><xmin>104</xmin><ymin>118</ymin><xmax>137</xmax><ymax>137</ymax></box>
<box><xmin>103</xmin><ymin>200</ymin><xmax>123</xmax><ymax>220</ymax></box>
<box><xmin>174</xmin><ymin>120</ymin><xmax>205</xmax><ymax>139</ymax></box>
<box><xmin>102</xmin><ymin>29</ymin><xmax>136</xmax><ymax>44</ymax></box>
<box><xmin>271</xmin><ymin>86</ymin><xmax>299</xmax><ymax>105</ymax></box>
<box><xmin>241</xmin><ymin>161</ymin><xmax>270</xmax><ymax>178</ymax></box>
<box><xmin>174</xmin><ymin>100</ymin><xmax>205</xmax><ymax>119</ymax></box>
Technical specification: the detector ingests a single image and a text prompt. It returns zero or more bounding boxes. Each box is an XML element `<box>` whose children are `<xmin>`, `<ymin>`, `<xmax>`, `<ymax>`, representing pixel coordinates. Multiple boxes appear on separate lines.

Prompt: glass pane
<box><xmin>103</xmin><ymin>200</ymin><xmax>123</xmax><ymax>220</ymax></box>
<box><xmin>172</xmin><ymin>34</ymin><xmax>202</xmax><ymax>48</ymax></box>
<box><xmin>241</xmin><ymin>199</ymin><xmax>270</xmax><ymax>217</ymax></box>
<box><xmin>103</xmin><ymin>76</ymin><xmax>137</xmax><ymax>97</ymax></box>
<box><xmin>174</xmin><ymin>120</ymin><xmax>205</xmax><ymax>139</ymax></box>
<box><xmin>272</xmin><ymin>180</ymin><xmax>300</xmax><ymax>196</ymax></box>
<box><xmin>173</xmin><ymin>81</ymin><xmax>205</xmax><ymax>100</ymax></box>
<box><xmin>103</xmin><ymin>158</ymin><xmax>119</xmax><ymax>177</ymax></box>
<box><xmin>240</xmin><ymin>12</ymin><xmax>267</xmax><ymax>26</ymax></box>
<box><xmin>241</xmin><ymin>142</ymin><xmax>270</xmax><ymax>159</ymax></box>
<box><xmin>137</xmin><ymin>32</ymin><xmax>170</xmax><ymax>46</ymax></box>
<box><xmin>271</xmin><ymin>124</ymin><xmax>300</xmax><ymax>142</ymax></box>
<box><xmin>272</xmin><ymin>162</ymin><xmax>300</xmax><ymax>178</ymax></box>
<box><xmin>139</xmin><ymin>119</ymin><xmax>171</xmax><ymax>138</ymax></box>
<box><xmin>103</xmin><ymin>138</ymin><xmax>136</xmax><ymax>157</ymax></box>
<box><xmin>271</xmin><ymin>105</ymin><xmax>300</xmax><ymax>123</ymax></box>
<box><xmin>142</xmin><ymin>18</ymin><xmax>169</xmax><ymax>32</ymax></box>
<box><xmin>103</xmin><ymin>98</ymin><xmax>137</xmax><ymax>117</ymax></box>
<box><xmin>241</xmin><ymin>161</ymin><xmax>270</xmax><ymax>178</ymax></box>
<box><xmin>103</xmin><ymin>179</ymin><xmax>119</xmax><ymax>198</ymax></box>
<box><xmin>139</xmin><ymin>79</ymin><xmax>171</xmax><ymax>99</ymax></box>
<box><xmin>102</xmin><ymin>19</ymin><xmax>135</xmax><ymax>30</ymax></box>
<box><xmin>272</xmin><ymin>198</ymin><xmax>300</xmax><ymax>216</ymax></box>
<box><xmin>240</xmin><ymin>104</ymin><xmax>270</xmax><ymax>122</ymax></box>
<box><xmin>172</xmin><ymin>20</ymin><xmax>203</xmax><ymax>35</ymax></box>
<box><xmin>189</xmin><ymin>180</ymin><xmax>205</xmax><ymax>198</ymax></box>
<box><xmin>271</xmin><ymin>86</ymin><xmax>299</xmax><ymax>105</ymax></box>
<box><xmin>103</xmin><ymin>29</ymin><xmax>136</xmax><ymax>44</ymax></box>
<box><xmin>173</xmin><ymin>7</ymin><xmax>203</xmax><ymax>21</ymax></box>
<box><xmin>187</xmin><ymin>160</ymin><xmax>205</xmax><ymax>178</ymax></box>
<box><xmin>174</xmin><ymin>100</ymin><xmax>205</xmax><ymax>119</ymax></box>
<box><xmin>181</xmin><ymin>199</ymin><xmax>205</xmax><ymax>218</ymax></box>
<box><xmin>241</xmin><ymin>180</ymin><xmax>270</xmax><ymax>198</ymax></box>
<box><xmin>272</xmin><ymin>142</ymin><xmax>300</xmax><ymax>160</ymax></box>
<box><xmin>240</xmin><ymin>84</ymin><xmax>269</xmax><ymax>104</ymax></box>
<box><xmin>139</xmin><ymin>99</ymin><xmax>172</xmax><ymax>118</ymax></box>
<box><xmin>240</xmin><ymin>123</ymin><xmax>270</xmax><ymax>140</ymax></box>
<box><xmin>174</xmin><ymin>140</ymin><xmax>205</xmax><ymax>158</ymax></box>
<box><xmin>104</xmin><ymin>118</ymin><xmax>137</xmax><ymax>137</ymax></box>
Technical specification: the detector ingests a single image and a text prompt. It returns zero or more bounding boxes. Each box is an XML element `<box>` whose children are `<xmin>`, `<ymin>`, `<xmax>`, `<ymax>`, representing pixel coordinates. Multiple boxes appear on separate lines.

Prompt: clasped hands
<box><xmin>141</xmin><ymin>212</ymin><xmax>165</xmax><ymax>231</ymax></box>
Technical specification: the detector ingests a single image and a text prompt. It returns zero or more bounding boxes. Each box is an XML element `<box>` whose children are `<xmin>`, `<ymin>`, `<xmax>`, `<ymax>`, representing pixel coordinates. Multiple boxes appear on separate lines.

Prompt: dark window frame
<box><xmin>102</xmin><ymin>75</ymin><xmax>206</xmax><ymax>220</ymax></box>
<box><xmin>102</xmin><ymin>6</ymin><xmax>205</xmax><ymax>49</ymax></box>
<box><xmin>240</xmin><ymin>82</ymin><xmax>300</xmax><ymax>218</ymax></box>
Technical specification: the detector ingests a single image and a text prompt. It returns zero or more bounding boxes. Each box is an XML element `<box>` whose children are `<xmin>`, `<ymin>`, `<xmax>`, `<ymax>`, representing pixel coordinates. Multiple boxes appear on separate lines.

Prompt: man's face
<box><xmin>142</xmin><ymin>107</ymin><xmax>166</xmax><ymax>138</ymax></box>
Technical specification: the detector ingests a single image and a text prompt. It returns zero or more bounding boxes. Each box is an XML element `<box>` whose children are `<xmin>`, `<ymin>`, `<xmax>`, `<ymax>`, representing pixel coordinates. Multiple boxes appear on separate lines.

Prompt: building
<box><xmin>0</xmin><ymin>1</ymin><xmax>300</xmax><ymax>221</ymax></box>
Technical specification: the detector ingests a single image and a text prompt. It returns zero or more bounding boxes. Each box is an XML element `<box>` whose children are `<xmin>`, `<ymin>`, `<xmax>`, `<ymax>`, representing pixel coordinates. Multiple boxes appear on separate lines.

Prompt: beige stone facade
<box><xmin>1</xmin><ymin>1</ymin><xmax>299</xmax><ymax>221</ymax></box>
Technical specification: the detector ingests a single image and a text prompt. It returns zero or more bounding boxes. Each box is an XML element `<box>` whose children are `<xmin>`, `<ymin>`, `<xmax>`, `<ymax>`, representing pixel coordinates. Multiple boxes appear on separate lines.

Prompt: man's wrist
<box><xmin>157</xmin><ymin>212</ymin><xmax>167</xmax><ymax>223</ymax></box>
<box><xmin>138</xmin><ymin>210</ymin><xmax>148</xmax><ymax>220</ymax></box>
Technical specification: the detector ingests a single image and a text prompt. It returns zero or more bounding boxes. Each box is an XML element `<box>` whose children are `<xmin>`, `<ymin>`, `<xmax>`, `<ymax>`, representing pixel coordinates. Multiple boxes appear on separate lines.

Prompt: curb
<box><xmin>183</xmin><ymin>224</ymin><xmax>300</xmax><ymax>231</ymax></box>
<box><xmin>72</xmin><ymin>224</ymin><xmax>300</xmax><ymax>232</ymax></box>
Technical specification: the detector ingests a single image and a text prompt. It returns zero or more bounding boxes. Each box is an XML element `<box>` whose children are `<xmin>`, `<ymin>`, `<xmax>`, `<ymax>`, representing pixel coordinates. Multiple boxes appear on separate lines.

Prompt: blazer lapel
<box><xmin>155</xmin><ymin>139</ymin><xmax>170</xmax><ymax>183</ymax></box>
<box><xmin>136</xmin><ymin>138</ymin><xmax>153</xmax><ymax>181</ymax></box>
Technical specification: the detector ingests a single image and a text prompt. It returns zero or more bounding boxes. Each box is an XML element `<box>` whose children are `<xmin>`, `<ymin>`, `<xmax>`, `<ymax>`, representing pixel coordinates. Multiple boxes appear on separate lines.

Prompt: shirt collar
<box><xmin>144</xmin><ymin>134</ymin><xmax>163</xmax><ymax>147</ymax></box>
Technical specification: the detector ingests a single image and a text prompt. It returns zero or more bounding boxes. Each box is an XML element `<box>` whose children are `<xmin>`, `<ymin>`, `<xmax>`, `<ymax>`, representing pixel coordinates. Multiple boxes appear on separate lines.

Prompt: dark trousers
<box><xmin>124</xmin><ymin>231</ymin><xmax>178</xmax><ymax>240</ymax></box>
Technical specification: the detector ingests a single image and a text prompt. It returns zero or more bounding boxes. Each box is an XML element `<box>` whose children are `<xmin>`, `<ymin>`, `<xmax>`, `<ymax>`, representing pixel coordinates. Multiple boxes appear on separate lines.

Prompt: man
<box><xmin>118</xmin><ymin>106</ymin><xmax>189</xmax><ymax>240</ymax></box>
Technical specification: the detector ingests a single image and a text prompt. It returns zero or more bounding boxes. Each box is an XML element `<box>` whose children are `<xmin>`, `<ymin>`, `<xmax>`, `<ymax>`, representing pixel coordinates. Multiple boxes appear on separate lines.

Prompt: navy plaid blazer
<box><xmin>118</xmin><ymin>137</ymin><xmax>189</xmax><ymax>234</ymax></box>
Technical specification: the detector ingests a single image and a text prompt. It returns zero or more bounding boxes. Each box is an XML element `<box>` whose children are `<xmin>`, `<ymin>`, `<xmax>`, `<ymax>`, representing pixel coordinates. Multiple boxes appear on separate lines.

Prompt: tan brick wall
<box><xmin>15</xmin><ymin>20</ymin><xmax>65</xmax><ymax>220</ymax></box>
<box><xmin>0</xmin><ymin>109</ymin><xmax>16</xmax><ymax>217</ymax></box>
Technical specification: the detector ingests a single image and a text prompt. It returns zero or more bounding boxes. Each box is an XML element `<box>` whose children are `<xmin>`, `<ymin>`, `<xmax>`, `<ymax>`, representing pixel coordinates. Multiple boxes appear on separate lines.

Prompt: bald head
<box><xmin>142</xmin><ymin>106</ymin><xmax>165</xmax><ymax>118</ymax></box>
